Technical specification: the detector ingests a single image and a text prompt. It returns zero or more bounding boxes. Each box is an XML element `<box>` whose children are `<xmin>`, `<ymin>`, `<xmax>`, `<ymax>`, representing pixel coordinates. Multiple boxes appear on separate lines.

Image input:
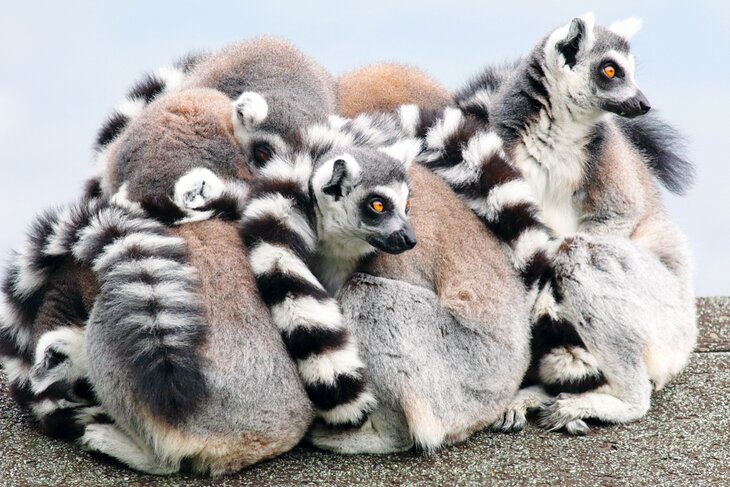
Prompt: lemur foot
<box><xmin>537</xmin><ymin>393</ymin><xmax>590</xmax><ymax>435</ymax></box>
<box><xmin>80</xmin><ymin>423</ymin><xmax>177</xmax><ymax>475</ymax></box>
<box><xmin>491</xmin><ymin>406</ymin><xmax>527</xmax><ymax>433</ymax></box>
<box><xmin>173</xmin><ymin>168</ymin><xmax>225</xmax><ymax>211</ymax></box>
<box><xmin>308</xmin><ymin>417</ymin><xmax>413</xmax><ymax>454</ymax></box>
<box><xmin>232</xmin><ymin>91</ymin><xmax>268</xmax><ymax>129</ymax></box>
<box><xmin>491</xmin><ymin>385</ymin><xmax>551</xmax><ymax>433</ymax></box>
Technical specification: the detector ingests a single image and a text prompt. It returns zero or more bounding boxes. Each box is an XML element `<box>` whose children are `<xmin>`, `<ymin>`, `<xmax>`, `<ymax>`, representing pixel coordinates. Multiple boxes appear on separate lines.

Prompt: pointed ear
<box><xmin>609</xmin><ymin>17</ymin><xmax>642</xmax><ymax>40</ymax></box>
<box><xmin>379</xmin><ymin>138</ymin><xmax>422</xmax><ymax>171</ymax></box>
<box><xmin>553</xmin><ymin>13</ymin><xmax>595</xmax><ymax>68</ymax></box>
<box><xmin>322</xmin><ymin>159</ymin><xmax>349</xmax><ymax>200</ymax></box>
<box><xmin>232</xmin><ymin>91</ymin><xmax>268</xmax><ymax>130</ymax></box>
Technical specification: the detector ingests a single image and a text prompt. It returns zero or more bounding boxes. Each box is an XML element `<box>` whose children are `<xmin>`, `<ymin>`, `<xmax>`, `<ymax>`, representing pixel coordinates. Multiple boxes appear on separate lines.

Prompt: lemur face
<box><xmin>546</xmin><ymin>14</ymin><xmax>651</xmax><ymax>119</ymax></box>
<box><xmin>313</xmin><ymin>149</ymin><xmax>416</xmax><ymax>255</ymax></box>
<box><xmin>232</xmin><ymin>91</ymin><xmax>305</xmax><ymax>174</ymax></box>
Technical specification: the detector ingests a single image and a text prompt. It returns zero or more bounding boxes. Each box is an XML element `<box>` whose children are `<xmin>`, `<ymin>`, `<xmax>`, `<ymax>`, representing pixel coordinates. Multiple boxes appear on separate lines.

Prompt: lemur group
<box><xmin>0</xmin><ymin>13</ymin><xmax>696</xmax><ymax>475</ymax></box>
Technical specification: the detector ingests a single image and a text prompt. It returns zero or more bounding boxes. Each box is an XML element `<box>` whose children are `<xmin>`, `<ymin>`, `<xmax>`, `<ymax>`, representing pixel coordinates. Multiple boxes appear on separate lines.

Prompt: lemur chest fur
<box><xmin>313</xmin><ymin>221</ymin><xmax>375</xmax><ymax>295</ymax></box>
<box><xmin>511</xmin><ymin>109</ymin><xmax>595</xmax><ymax>236</ymax></box>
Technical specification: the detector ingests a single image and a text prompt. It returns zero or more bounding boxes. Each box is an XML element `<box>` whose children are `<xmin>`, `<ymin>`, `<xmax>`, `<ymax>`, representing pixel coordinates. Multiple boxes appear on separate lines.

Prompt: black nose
<box><xmin>402</xmin><ymin>230</ymin><xmax>417</xmax><ymax>249</ymax></box>
<box><xmin>367</xmin><ymin>223</ymin><xmax>417</xmax><ymax>255</ymax></box>
<box><xmin>387</xmin><ymin>225</ymin><xmax>417</xmax><ymax>253</ymax></box>
<box><xmin>639</xmin><ymin>100</ymin><xmax>651</xmax><ymax>114</ymax></box>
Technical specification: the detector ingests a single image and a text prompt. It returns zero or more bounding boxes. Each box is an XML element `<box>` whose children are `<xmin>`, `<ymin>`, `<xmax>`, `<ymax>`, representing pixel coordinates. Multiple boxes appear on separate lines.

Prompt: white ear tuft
<box><xmin>232</xmin><ymin>91</ymin><xmax>268</xmax><ymax>130</ymax></box>
<box><xmin>609</xmin><ymin>17</ymin><xmax>643</xmax><ymax>40</ymax></box>
<box><xmin>580</xmin><ymin>12</ymin><xmax>596</xmax><ymax>32</ymax></box>
<box><xmin>545</xmin><ymin>13</ymin><xmax>596</xmax><ymax>66</ymax></box>
<box><xmin>379</xmin><ymin>138</ymin><xmax>422</xmax><ymax>170</ymax></box>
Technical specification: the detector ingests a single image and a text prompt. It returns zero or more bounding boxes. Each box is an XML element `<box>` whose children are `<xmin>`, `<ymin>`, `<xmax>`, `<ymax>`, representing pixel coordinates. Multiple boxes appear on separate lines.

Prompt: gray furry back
<box><xmin>332</xmin><ymin>274</ymin><xmax>529</xmax><ymax>452</ymax></box>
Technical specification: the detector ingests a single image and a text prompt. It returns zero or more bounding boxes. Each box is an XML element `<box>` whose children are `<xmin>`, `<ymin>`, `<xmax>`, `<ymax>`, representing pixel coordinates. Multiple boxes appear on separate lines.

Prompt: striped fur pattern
<box><xmin>241</xmin><ymin>153</ymin><xmax>376</xmax><ymax>427</ymax></box>
<box><xmin>239</xmin><ymin>148</ymin><xmax>366</xmax><ymax>427</ymax></box>
<box><xmin>1</xmin><ymin>197</ymin><xmax>209</xmax><ymax>436</ymax></box>
<box><xmin>89</xmin><ymin>52</ymin><xmax>206</xmax><ymax>197</ymax></box>
<box><xmin>453</xmin><ymin>43</ymin><xmax>693</xmax><ymax>196</ymax></box>
<box><xmin>377</xmin><ymin>104</ymin><xmax>607</xmax><ymax>400</ymax></box>
<box><xmin>239</xmin><ymin>121</ymin><xmax>419</xmax><ymax>427</ymax></box>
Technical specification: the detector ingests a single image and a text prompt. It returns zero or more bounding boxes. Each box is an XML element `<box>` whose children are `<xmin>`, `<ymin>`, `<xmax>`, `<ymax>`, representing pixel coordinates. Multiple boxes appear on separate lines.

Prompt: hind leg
<box><xmin>537</xmin><ymin>235</ymin><xmax>678</xmax><ymax>432</ymax></box>
<box><xmin>308</xmin><ymin>405</ymin><xmax>413</xmax><ymax>454</ymax></box>
<box><xmin>80</xmin><ymin>423</ymin><xmax>177</xmax><ymax>474</ymax></box>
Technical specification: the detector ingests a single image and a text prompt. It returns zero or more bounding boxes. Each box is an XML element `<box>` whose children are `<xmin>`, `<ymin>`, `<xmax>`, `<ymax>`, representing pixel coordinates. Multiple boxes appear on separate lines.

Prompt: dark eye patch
<box><xmin>596</xmin><ymin>60</ymin><xmax>626</xmax><ymax>89</ymax></box>
<box><xmin>359</xmin><ymin>194</ymin><xmax>394</xmax><ymax>225</ymax></box>
<box><xmin>251</xmin><ymin>142</ymin><xmax>273</xmax><ymax>167</ymax></box>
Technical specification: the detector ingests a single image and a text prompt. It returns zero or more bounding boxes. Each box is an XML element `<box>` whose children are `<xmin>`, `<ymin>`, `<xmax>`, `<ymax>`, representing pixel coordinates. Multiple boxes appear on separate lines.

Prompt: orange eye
<box><xmin>405</xmin><ymin>199</ymin><xmax>411</xmax><ymax>213</ymax></box>
<box><xmin>370</xmin><ymin>200</ymin><xmax>385</xmax><ymax>213</ymax></box>
<box><xmin>603</xmin><ymin>65</ymin><xmax>616</xmax><ymax>79</ymax></box>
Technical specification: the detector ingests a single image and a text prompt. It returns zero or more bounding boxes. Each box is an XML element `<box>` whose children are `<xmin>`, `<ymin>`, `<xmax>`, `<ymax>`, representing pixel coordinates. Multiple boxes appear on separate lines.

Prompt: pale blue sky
<box><xmin>0</xmin><ymin>1</ymin><xmax>727</xmax><ymax>295</ymax></box>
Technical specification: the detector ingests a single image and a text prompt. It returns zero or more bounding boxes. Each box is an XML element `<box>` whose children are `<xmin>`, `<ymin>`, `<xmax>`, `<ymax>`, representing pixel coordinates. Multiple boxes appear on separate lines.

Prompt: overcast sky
<box><xmin>0</xmin><ymin>1</ymin><xmax>727</xmax><ymax>295</ymax></box>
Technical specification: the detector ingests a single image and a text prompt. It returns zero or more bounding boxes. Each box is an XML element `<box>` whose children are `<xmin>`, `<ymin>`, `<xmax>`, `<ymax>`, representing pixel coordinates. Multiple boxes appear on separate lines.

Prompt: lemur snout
<box><xmin>369</xmin><ymin>222</ymin><xmax>417</xmax><ymax>254</ymax></box>
<box><xmin>620</xmin><ymin>91</ymin><xmax>651</xmax><ymax>118</ymax></box>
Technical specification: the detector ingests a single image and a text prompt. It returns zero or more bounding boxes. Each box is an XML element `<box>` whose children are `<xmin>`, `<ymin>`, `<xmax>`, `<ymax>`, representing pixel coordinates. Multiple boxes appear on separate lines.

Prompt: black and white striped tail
<box><xmin>1</xmin><ymin>198</ymin><xmax>210</xmax><ymax>433</ymax></box>
<box><xmin>396</xmin><ymin>105</ymin><xmax>607</xmax><ymax>394</ymax></box>
<box><xmin>240</xmin><ymin>155</ymin><xmax>376</xmax><ymax>427</ymax></box>
<box><xmin>88</xmin><ymin>52</ymin><xmax>206</xmax><ymax>198</ymax></box>
<box><xmin>1</xmin><ymin>198</ymin><xmax>106</xmax><ymax>437</ymax></box>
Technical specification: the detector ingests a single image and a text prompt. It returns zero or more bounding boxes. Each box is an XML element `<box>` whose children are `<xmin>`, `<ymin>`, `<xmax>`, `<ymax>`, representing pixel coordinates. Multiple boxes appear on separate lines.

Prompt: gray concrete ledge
<box><xmin>1</xmin><ymin>297</ymin><xmax>728</xmax><ymax>486</ymax></box>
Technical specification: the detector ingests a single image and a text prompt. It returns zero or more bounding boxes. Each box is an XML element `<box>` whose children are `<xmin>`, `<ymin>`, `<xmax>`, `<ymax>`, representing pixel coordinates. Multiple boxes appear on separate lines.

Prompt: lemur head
<box><xmin>543</xmin><ymin>13</ymin><xmax>650</xmax><ymax>119</ymax></box>
<box><xmin>232</xmin><ymin>90</ymin><xmax>323</xmax><ymax>174</ymax></box>
<box><xmin>311</xmin><ymin>145</ymin><xmax>417</xmax><ymax>256</ymax></box>
<box><xmin>106</xmin><ymin>88</ymin><xmax>249</xmax><ymax>224</ymax></box>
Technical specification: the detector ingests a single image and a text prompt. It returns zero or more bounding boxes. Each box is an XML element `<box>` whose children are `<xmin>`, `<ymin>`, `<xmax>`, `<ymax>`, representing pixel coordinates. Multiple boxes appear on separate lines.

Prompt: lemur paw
<box><xmin>173</xmin><ymin>167</ymin><xmax>225</xmax><ymax>211</ymax></box>
<box><xmin>232</xmin><ymin>91</ymin><xmax>268</xmax><ymax>129</ymax></box>
<box><xmin>537</xmin><ymin>394</ymin><xmax>590</xmax><ymax>435</ymax></box>
<box><xmin>491</xmin><ymin>406</ymin><xmax>527</xmax><ymax>433</ymax></box>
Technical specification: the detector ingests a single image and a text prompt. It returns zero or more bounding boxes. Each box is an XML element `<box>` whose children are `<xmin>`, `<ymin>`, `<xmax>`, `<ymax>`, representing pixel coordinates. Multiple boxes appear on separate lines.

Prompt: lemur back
<box><xmin>1</xmin><ymin>38</ymin><xmax>369</xmax><ymax>473</ymax></box>
<box><xmin>338</xmin><ymin>63</ymin><xmax>452</xmax><ymax>118</ymax></box>
<box><xmin>298</xmin><ymin>64</ymin><xmax>531</xmax><ymax>453</ymax></box>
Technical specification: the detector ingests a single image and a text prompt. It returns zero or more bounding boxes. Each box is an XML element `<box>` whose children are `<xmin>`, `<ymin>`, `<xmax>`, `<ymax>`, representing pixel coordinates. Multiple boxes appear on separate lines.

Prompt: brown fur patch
<box><xmin>338</xmin><ymin>63</ymin><xmax>452</xmax><ymax>117</ymax></box>
<box><xmin>367</xmin><ymin>165</ymin><xmax>521</xmax><ymax>327</ymax></box>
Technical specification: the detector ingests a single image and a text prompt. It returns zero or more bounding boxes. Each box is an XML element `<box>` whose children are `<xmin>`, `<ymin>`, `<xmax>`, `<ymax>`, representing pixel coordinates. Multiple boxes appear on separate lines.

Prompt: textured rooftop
<box><xmin>1</xmin><ymin>297</ymin><xmax>727</xmax><ymax>486</ymax></box>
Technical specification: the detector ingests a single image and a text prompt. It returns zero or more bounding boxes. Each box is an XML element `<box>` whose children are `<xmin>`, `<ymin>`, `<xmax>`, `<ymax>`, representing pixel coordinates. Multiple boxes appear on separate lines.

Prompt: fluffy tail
<box><xmin>240</xmin><ymin>153</ymin><xmax>376</xmax><ymax>427</ymax></box>
<box><xmin>1</xmin><ymin>199</ymin><xmax>110</xmax><ymax>437</ymax></box>
<box><xmin>88</xmin><ymin>52</ymin><xmax>206</xmax><ymax>198</ymax></box>
<box><xmin>397</xmin><ymin>105</ymin><xmax>605</xmax><ymax>394</ymax></box>
<box><xmin>615</xmin><ymin>112</ymin><xmax>694</xmax><ymax>195</ymax></box>
<box><xmin>75</xmin><ymin>202</ymin><xmax>209</xmax><ymax>424</ymax></box>
<box><xmin>1</xmin><ymin>198</ymin><xmax>210</xmax><ymax>429</ymax></box>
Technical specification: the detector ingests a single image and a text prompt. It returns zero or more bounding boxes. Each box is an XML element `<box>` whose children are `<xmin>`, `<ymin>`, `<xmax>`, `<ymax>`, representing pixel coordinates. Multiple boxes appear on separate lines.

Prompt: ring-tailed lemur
<box><xmin>92</xmin><ymin>36</ymin><xmax>337</xmax><ymax>202</ymax></box>
<box><xmin>88</xmin><ymin>52</ymin><xmax>204</xmax><ymax>198</ymax></box>
<box><xmin>1</xmin><ymin>191</ymin><xmax>314</xmax><ymax>475</ymax></box>
<box><xmin>239</xmin><ymin>116</ymin><xmax>423</xmax><ymax>426</ymax></box>
<box><xmin>293</xmin><ymin>69</ymin><xmax>531</xmax><ymax>454</ymax></box>
<box><xmin>1</xmin><ymin>38</ymin><xmax>365</xmax><ymax>472</ymax></box>
<box><xmin>378</xmin><ymin>14</ymin><xmax>696</xmax><ymax>434</ymax></box>
<box><xmin>0</xmin><ymin>90</ymin><xmax>316</xmax><ymax>475</ymax></box>
<box><xmin>94</xmin><ymin>38</ymin><xmax>374</xmax><ymax>427</ymax></box>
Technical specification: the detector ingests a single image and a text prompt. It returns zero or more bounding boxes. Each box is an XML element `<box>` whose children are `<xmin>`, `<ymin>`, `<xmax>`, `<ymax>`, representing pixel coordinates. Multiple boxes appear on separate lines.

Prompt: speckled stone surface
<box><xmin>1</xmin><ymin>298</ymin><xmax>728</xmax><ymax>486</ymax></box>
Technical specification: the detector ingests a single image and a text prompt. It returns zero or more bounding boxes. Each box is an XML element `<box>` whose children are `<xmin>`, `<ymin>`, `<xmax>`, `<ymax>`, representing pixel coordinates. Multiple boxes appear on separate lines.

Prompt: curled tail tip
<box><xmin>316</xmin><ymin>388</ymin><xmax>377</xmax><ymax>428</ymax></box>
